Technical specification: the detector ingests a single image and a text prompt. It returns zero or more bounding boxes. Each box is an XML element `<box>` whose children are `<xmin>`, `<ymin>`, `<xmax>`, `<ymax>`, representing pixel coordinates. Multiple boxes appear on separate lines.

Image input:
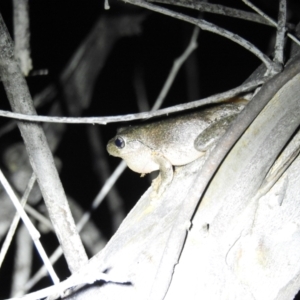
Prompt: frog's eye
<box><xmin>114</xmin><ymin>136</ymin><xmax>125</xmax><ymax>149</ymax></box>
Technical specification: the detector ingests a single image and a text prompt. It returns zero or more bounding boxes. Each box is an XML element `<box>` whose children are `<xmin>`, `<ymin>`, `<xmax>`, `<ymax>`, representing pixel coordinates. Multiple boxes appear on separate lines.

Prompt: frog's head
<box><xmin>107</xmin><ymin>130</ymin><xmax>159</xmax><ymax>174</ymax></box>
<box><xmin>107</xmin><ymin>134</ymin><xmax>143</xmax><ymax>157</ymax></box>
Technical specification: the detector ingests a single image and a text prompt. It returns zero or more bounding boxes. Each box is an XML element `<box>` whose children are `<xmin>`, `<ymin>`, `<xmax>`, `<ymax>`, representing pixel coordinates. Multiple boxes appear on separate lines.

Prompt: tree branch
<box><xmin>122</xmin><ymin>0</ymin><xmax>275</xmax><ymax>72</ymax></box>
<box><xmin>242</xmin><ymin>0</ymin><xmax>300</xmax><ymax>46</ymax></box>
<box><xmin>13</xmin><ymin>0</ymin><xmax>32</xmax><ymax>76</ymax></box>
<box><xmin>274</xmin><ymin>0</ymin><xmax>286</xmax><ymax>66</ymax></box>
<box><xmin>0</xmin><ymin>78</ymin><xmax>266</xmax><ymax>125</ymax></box>
<box><xmin>149</xmin><ymin>0</ymin><xmax>273</xmax><ymax>26</ymax></box>
<box><xmin>0</xmin><ymin>13</ymin><xmax>88</xmax><ymax>273</ymax></box>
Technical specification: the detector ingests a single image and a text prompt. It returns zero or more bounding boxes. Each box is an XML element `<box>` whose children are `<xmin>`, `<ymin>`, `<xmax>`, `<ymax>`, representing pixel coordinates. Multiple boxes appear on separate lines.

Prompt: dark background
<box><xmin>0</xmin><ymin>0</ymin><xmax>299</xmax><ymax>298</ymax></box>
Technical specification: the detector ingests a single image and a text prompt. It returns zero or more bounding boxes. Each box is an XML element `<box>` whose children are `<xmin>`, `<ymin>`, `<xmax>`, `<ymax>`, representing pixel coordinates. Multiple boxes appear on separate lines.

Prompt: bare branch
<box><xmin>123</xmin><ymin>0</ymin><xmax>275</xmax><ymax>72</ymax></box>
<box><xmin>0</xmin><ymin>13</ymin><xmax>88</xmax><ymax>273</ymax></box>
<box><xmin>24</xmin><ymin>205</ymin><xmax>53</xmax><ymax>230</ymax></box>
<box><xmin>4</xmin><ymin>270</ymin><xmax>128</xmax><ymax>300</ymax></box>
<box><xmin>17</xmin><ymin>159</ymin><xmax>126</xmax><ymax>296</ymax></box>
<box><xmin>0</xmin><ymin>78</ymin><xmax>266</xmax><ymax>125</ymax></box>
<box><xmin>87</xmin><ymin>126</ymin><xmax>126</xmax><ymax>232</ymax></box>
<box><xmin>18</xmin><ymin>248</ymin><xmax>64</xmax><ymax>297</ymax></box>
<box><xmin>0</xmin><ymin>169</ymin><xmax>59</xmax><ymax>285</ymax></box>
<box><xmin>134</xmin><ymin>67</ymin><xmax>150</xmax><ymax>112</ymax></box>
<box><xmin>274</xmin><ymin>0</ymin><xmax>286</xmax><ymax>65</ymax></box>
<box><xmin>150</xmin><ymin>0</ymin><xmax>272</xmax><ymax>26</ymax></box>
<box><xmin>13</xmin><ymin>0</ymin><xmax>32</xmax><ymax>76</ymax></box>
<box><xmin>0</xmin><ymin>173</ymin><xmax>36</xmax><ymax>269</ymax></box>
<box><xmin>10</xmin><ymin>225</ymin><xmax>32</xmax><ymax>297</ymax></box>
<box><xmin>151</xmin><ymin>26</ymin><xmax>200</xmax><ymax>111</ymax></box>
<box><xmin>76</xmin><ymin>161</ymin><xmax>127</xmax><ymax>232</ymax></box>
<box><xmin>242</xmin><ymin>0</ymin><xmax>300</xmax><ymax>47</ymax></box>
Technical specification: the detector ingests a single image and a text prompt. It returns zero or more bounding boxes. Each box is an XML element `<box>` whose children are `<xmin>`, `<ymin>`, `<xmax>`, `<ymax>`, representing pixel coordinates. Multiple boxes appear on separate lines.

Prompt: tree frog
<box><xmin>107</xmin><ymin>103</ymin><xmax>245</xmax><ymax>197</ymax></box>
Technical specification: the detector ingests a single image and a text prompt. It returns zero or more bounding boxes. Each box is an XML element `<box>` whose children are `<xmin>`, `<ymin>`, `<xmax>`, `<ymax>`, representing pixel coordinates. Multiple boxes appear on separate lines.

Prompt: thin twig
<box><xmin>274</xmin><ymin>0</ymin><xmax>286</xmax><ymax>66</ymax></box>
<box><xmin>0</xmin><ymin>173</ymin><xmax>36</xmax><ymax>269</ymax></box>
<box><xmin>87</xmin><ymin>126</ymin><xmax>126</xmax><ymax>231</ymax></box>
<box><xmin>76</xmin><ymin>161</ymin><xmax>127</xmax><ymax>232</ymax></box>
<box><xmin>123</xmin><ymin>0</ymin><xmax>274</xmax><ymax>72</ymax></box>
<box><xmin>5</xmin><ymin>270</ymin><xmax>128</xmax><ymax>300</ymax></box>
<box><xmin>151</xmin><ymin>0</ymin><xmax>297</xmax><ymax>34</ymax></box>
<box><xmin>24</xmin><ymin>205</ymin><xmax>53</xmax><ymax>231</ymax></box>
<box><xmin>0</xmin><ymin>78</ymin><xmax>265</xmax><ymax>125</ymax></box>
<box><xmin>18</xmin><ymin>247</ymin><xmax>63</xmax><ymax>297</ymax></box>
<box><xmin>151</xmin><ymin>26</ymin><xmax>200</xmax><ymax>111</ymax></box>
<box><xmin>0</xmin><ymin>170</ymin><xmax>39</xmax><ymax>240</ymax></box>
<box><xmin>0</xmin><ymin>120</ymin><xmax>17</xmax><ymax>138</ymax></box>
<box><xmin>242</xmin><ymin>0</ymin><xmax>300</xmax><ymax>47</ymax></box>
<box><xmin>150</xmin><ymin>0</ymin><xmax>272</xmax><ymax>26</ymax></box>
<box><xmin>134</xmin><ymin>67</ymin><xmax>150</xmax><ymax>112</ymax></box>
<box><xmin>0</xmin><ymin>169</ymin><xmax>59</xmax><ymax>285</ymax></box>
<box><xmin>11</xmin><ymin>224</ymin><xmax>32</xmax><ymax>297</ymax></box>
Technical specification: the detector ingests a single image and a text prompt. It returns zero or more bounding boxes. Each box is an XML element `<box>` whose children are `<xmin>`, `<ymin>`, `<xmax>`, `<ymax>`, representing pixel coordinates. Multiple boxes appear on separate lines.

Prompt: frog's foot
<box><xmin>150</xmin><ymin>152</ymin><xmax>173</xmax><ymax>199</ymax></box>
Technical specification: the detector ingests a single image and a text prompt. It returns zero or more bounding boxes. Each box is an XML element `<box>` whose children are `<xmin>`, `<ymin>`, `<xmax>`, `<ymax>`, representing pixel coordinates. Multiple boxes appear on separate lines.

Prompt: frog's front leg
<box><xmin>150</xmin><ymin>152</ymin><xmax>173</xmax><ymax>198</ymax></box>
<box><xmin>195</xmin><ymin>114</ymin><xmax>238</xmax><ymax>152</ymax></box>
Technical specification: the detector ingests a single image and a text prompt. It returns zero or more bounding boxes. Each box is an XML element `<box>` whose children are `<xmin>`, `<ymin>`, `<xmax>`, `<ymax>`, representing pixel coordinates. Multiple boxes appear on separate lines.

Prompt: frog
<box><xmin>107</xmin><ymin>103</ymin><xmax>245</xmax><ymax>198</ymax></box>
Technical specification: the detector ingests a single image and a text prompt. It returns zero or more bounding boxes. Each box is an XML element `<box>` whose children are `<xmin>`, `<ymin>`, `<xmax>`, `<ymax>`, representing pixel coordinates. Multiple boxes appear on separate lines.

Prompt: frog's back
<box><xmin>120</xmin><ymin>104</ymin><xmax>243</xmax><ymax>166</ymax></box>
<box><xmin>148</xmin><ymin>112</ymin><xmax>210</xmax><ymax>165</ymax></box>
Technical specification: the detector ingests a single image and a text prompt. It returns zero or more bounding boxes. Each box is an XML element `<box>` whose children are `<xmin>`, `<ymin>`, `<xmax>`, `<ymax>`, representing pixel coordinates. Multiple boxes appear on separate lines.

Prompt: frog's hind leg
<box><xmin>194</xmin><ymin>114</ymin><xmax>238</xmax><ymax>152</ymax></box>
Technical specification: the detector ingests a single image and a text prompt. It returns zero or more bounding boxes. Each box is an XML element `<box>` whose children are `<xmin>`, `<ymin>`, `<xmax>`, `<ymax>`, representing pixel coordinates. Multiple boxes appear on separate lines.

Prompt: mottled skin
<box><xmin>107</xmin><ymin>103</ymin><xmax>244</xmax><ymax>197</ymax></box>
